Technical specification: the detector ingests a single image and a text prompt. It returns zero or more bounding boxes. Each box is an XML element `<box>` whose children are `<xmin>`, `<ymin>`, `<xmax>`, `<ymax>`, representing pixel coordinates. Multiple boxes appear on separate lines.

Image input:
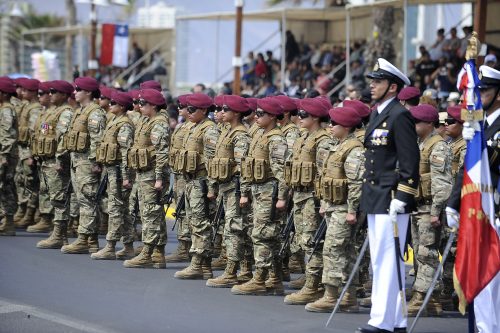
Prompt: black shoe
<box><xmin>394</xmin><ymin>328</ymin><xmax>407</xmax><ymax>333</ymax></box>
<box><xmin>356</xmin><ymin>325</ymin><xmax>392</xmax><ymax>333</ymax></box>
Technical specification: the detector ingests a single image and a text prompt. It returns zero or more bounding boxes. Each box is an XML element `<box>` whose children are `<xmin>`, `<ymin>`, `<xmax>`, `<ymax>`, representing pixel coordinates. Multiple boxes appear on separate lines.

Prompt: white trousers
<box><xmin>475</xmin><ymin>271</ymin><xmax>500</xmax><ymax>333</ymax></box>
<box><xmin>367</xmin><ymin>214</ymin><xmax>409</xmax><ymax>331</ymax></box>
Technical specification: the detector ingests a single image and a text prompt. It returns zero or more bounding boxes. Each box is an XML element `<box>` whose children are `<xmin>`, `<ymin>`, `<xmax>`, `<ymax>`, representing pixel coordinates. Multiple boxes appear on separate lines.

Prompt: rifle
<box><xmin>92</xmin><ymin>172</ymin><xmax>108</xmax><ymax>215</ymax></box>
<box><xmin>269</xmin><ymin>181</ymin><xmax>279</xmax><ymax>221</ymax></box>
<box><xmin>278</xmin><ymin>211</ymin><xmax>295</xmax><ymax>257</ymax></box>
<box><xmin>234</xmin><ymin>176</ymin><xmax>241</xmax><ymax>216</ymax></box>
<box><xmin>63</xmin><ymin>181</ymin><xmax>73</xmax><ymax>210</ymax></box>
<box><xmin>131</xmin><ymin>193</ymin><xmax>140</xmax><ymax>226</ymax></box>
<box><xmin>171</xmin><ymin>192</ymin><xmax>185</xmax><ymax>231</ymax></box>
<box><xmin>199</xmin><ymin>179</ymin><xmax>209</xmax><ymax>217</ymax></box>
<box><xmin>307</xmin><ymin>217</ymin><xmax>327</xmax><ymax>264</ymax></box>
<box><xmin>211</xmin><ymin>196</ymin><xmax>225</xmax><ymax>243</ymax></box>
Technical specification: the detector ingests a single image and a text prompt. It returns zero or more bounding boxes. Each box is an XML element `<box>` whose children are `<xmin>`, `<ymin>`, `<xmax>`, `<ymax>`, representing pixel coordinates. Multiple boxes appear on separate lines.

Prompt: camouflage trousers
<box><xmin>220</xmin><ymin>180</ymin><xmax>251</xmax><ymax>263</ymax></box>
<box><xmin>128</xmin><ymin>173</ymin><xmax>140</xmax><ymax>227</ymax></box>
<box><xmin>322</xmin><ymin>205</ymin><xmax>357</xmax><ymax>287</ymax></box>
<box><xmin>69</xmin><ymin>166</ymin><xmax>79</xmax><ymax>218</ymax></box>
<box><xmin>137</xmin><ymin>170</ymin><xmax>167</xmax><ymax>246</ymax></box>
<box><xmin>173</xmin><ymin>173</ymin><xmax>190</xmax><ymax>241</ymax></box>
<box><xmin>250</xmin><ymin>180</ymin><xmax>282</xmax><ymax>269</ymax></box>
<box><xmin>440</xmin><ymin>226</ymin><xmax>457</xmax><ymax>294</ymax></box>
<box><xmin>72</xmin><ymin>158</ymin><xmax>100</xmax><ymax>235</ymax></box>
<box><xmin>354</xmin><ymin>217</ymin><xmax>370</xmax><ymax>287</ymax></box>
<box><xmin>41</xmin><ymin>158</ymin><xmax>70</xmax><ymax>224</ymax></box>
<box><xmin>293</xmin><ymin>191</ymin><xmax>323</xmax><ymax>277</ymax></box>
<box><xmin>411</xmin><ymin>205</ymin><xmax>442</xmax><ymax>293</ymax></box>
<box><xmin>105</xmin><ymin>166</ymin><xmax>134</xmax><ymax>244</ymax></box>
<box><xmin>185</xmin><ymin>177</ymin><xmax>215</xmax><ymax>257</ymax></box>
<box><xmin>38</xmin><ymin>163</ymin><xmax>54</xmax><ymax>216</ymax></box>
<box><xmin>0</xmin><ymin>150</ymin><xmax>18</xmax><ymax>216</ymax></box>
<box><xmin>15</xmin><ymin>147</ymin><xmax>38</xmax><ymax>208</ymax></box>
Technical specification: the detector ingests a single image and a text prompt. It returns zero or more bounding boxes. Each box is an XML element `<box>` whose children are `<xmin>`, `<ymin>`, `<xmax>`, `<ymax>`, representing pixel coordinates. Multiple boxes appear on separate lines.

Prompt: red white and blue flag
<box><xmin>100</xmin><ymin>23</ymin><xmax>129</xmax><ymax>68</ymax></box>
<box><xmin>454</xmin><ymin>59</ymin><xmax>500</xmax><ymax>314</ymax></box>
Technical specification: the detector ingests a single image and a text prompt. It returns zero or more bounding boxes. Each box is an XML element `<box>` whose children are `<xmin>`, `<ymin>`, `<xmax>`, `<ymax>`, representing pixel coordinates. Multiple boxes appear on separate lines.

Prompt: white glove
<box><xmin>389</xmin><ymin>199</ymin><xmax>406</xmax><ymax>221</ymax></box>
<box><xmin>462</xmin><ymin>122</ymin><xmax>475</xmax><ymax>141</ymax></box>
<box><xmin>446</xmin><ymin>207</ymin><xmax>460</xmax><ymax>229</ymax></box>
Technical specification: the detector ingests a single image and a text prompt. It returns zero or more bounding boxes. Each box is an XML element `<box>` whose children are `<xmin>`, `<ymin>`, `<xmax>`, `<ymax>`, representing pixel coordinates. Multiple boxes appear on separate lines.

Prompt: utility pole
<box><xmin>473</xmin><ymin>0</ymin><xmax>487</xmax><ymax>42</ymax></box>
<box><xmin>89</xmin><ymin>2</ymin><xmax>97</xmax><ymax>77</ymax></box>
<box><xmin>233</xmin><ymin>0</ymin><xmax>243</xmax><ymax>95</ymax></box>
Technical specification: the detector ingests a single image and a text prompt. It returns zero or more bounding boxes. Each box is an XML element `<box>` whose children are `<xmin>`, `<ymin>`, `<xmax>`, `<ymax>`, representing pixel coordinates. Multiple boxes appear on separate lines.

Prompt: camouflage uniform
<box><xmin>409</xmin><ymin>132</ymin><xmax>453</xmax><ymax>314</ymax></box>
<box><xmin>0</xmin><ymin>101</ymin><xmax>18</xmax><ymax>235</ymax></box>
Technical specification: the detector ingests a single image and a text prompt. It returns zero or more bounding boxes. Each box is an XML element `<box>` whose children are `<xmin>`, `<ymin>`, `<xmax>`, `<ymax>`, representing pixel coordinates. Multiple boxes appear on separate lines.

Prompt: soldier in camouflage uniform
<box><xmin>61</xmin><ymin>77</ymin><xmax>107</xmax><ymax>255</ymax></box>
<box><xmin>92</xmin><ymin>91</ymin><xmax>135</xmax><ymax>260</ymax></box>
<box><xmin>283</xmin><ymin>97</ymin><xmax>334</xmax><ymax>305</ymax></box>
<box><xmin>34</xmin><ymin>81</ymin><xmax>75</xmax><ymax>248</ymax></box>
<box><xmin>407</xmin><ymin>104</ymin><xmax>453</xmax><ymax>316</ymax></box>
<box><xmin>440</xmin><ymin>105</ymin><xmax>466</xmax><ymax>310</ymax></box>
<box><xmin>124</xmin><ymin>89</ymin><xmax>170</xmax><ymax>269</ymax></box>
<box><xmin>231</xmin><ymin>97</ymin><xmax>289</xmax><ymax>296</ymax></box>
<box><xmin>206</xmin><ymin>95</ymin><xmax>251</xmax><ymax>288</ymax></box>
<box><xmin>305</xmin><ymin>106</ymin><xmax>365</xmax><ymax>312</ymax></box>
<box><xmin>14</xmin><ymin>79</ymin><xmax>43</xmax><ymax>230</ymax></box>
<box><xmin>165</xmin><ymin>94</ymin><xmax>193</xmax><ymax>263</ymax></box>
<box><xmin>0</xmin><ymin>79</ymin><xmax>19</xmax><ymax>236</ymax></box>
<box><xmin>174</xmin><ymin>93</ymin><xmax>220</xmax><ymax>280</ymax></box>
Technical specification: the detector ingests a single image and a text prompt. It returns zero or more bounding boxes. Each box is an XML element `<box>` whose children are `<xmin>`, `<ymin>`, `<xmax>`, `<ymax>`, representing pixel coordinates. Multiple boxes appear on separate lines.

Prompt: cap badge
<box><xmin>373</xmin><ymin>62</ymin><xmax>379</xmax><ymax>71</ymax></box>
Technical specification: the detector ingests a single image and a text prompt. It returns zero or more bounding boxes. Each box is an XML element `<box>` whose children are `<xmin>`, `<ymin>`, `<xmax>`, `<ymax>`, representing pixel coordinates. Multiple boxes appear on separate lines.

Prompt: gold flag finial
<box><xmin>465</xmin><ymin>31</ymin><xmax>480</xmax><ymax>60</ymax></box>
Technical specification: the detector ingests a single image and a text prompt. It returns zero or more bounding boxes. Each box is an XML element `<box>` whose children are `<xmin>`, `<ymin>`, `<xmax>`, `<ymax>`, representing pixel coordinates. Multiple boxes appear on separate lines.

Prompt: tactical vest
<box><xmin>286</xmin><ymin>129</ymin><xmax>330</xmax><ymax>188</ymax></box>
<box><xmin>241</xmin><ymin>127</ymin><xmax>282</xmax><ymax>183</ymax></box>
<box><xmin>354</xmin><ymin>128</ymin><xmax>365</xmax><ymax>142</ymax></box>
<box><xmin>66</xmin><ymin>103</ymin><xmax>101</xmax><ymax>153</ymax></box>
<box><xmin>319</xmin><ymin>138</ymin><xmax>363</xmax><ymax>204</ymax></box>
<box><xmin>106</xmin><ymin>112</ymin><xmax>115</xmax><ymax>124</ymax></box>
<box><xmin>248</xmin><ymin>122</ymin><xmax>261</xmax><ymax>138</ymax></box>
<box><xmin>450</xmin><ymin>137</ymin><xmax>466</xmax><ymax>177</ymax></box>
<box><xmin>170</xmin><ymin>122</ymin><xmax>193</xmax><ymax>171</ymax></box>
<box><xmin>281</xmin><ymin>122</ymin><xmax>297</xmax><ymax>136</ymax></box>
<box><xmin>32</xmin><ymin>105</ymin><xmax>72</xmax><ymax>158</ymax></box>
<box><xmin>96</xmin><ymin>115</ymin><xmax>133</xmax><ymax>165</ymax></box>
<box><xmin>18</xmin><ymin>102</ymin><xmax>41</xmax><ymax>146</ymax></box>
<box><xmin>178</xmin><ymin>118</ymin><xmax>214</xmax><ymax>175</ymax></box>
<box><xmin>416</xmin><ymin>134</ymin><xmax>443</xmax><ymax>201</ymax></box>
<box><xmin>209</xmin><ymin>124</ymin><xmax>247</xmax><ymax>182</ymax></box>
<box><xmin>128</xmin><ymin>115</ymin><xmax>166</xmax><ymax>171</ymax></box>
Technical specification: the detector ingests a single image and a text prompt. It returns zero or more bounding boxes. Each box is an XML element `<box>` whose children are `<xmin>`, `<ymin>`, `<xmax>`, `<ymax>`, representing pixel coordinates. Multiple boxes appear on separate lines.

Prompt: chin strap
<box><xmin>483</xmin><ymin>87</ymin><xmax>500</xmax><ymax>112</ymax></box>
<box><xmin>374</xmin><ymin>80</ymin><xmax>393</xmax><ymax>103</ymax></box>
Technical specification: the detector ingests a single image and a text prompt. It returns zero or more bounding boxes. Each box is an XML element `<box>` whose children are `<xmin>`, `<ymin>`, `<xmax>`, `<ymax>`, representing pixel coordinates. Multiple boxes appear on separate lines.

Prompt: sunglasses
<box><xmin>330</xmin><ymin>120</ymin><xmax>338</xmax><ymax>126</ymax></box>
<box><xmin>187</xmin><ymin>106</ymin><xmax>199</xmax><ymax>114</ymax></box>
<box><xmin>255</xmin><ymin>109</ymin><xmax>269</xmax><ymax>118</ymax></box>
<box><xmin>177</xmin><ymin>103</ymin><xmax>186</xmax><ymax>109</ymax></box>
<box><xmin>139</xmin><ymin>99</ymin><xmax>150</xmax><ymax>107</ymax></box>
<box><xmin>444</xmin><ymin>118</ymin><xmax>457</xmax><ymax>125</ymax></box>
<box><xmin>214</xmin><ymin>106</ymin><xmax>223</xmax><ymax>112</ymax></box>
<box><xmin>133</xmin><ymin>99</ymin><xmax>140</xmax><ymax>105</ymax></box>
<box><xmin>222</xmin><ymin>105</ymin><xmax>231</xmax><ymax>112</ymax></box>
<box><xmin>109</xmin><ymin>100</ymin><xmax>117</xmax><ymax>106</ymax></box>
<box><xmin>297</xmin><ymin>110</ymin><xmax>310</xmax><ymax>119</ymax></box>
<box><xmin>38</xmin><ymin>91</ymin><xmax>48</xmax><ymax>97</ymax></box>
<box><xmin>74</xmin><ymin>86</ymin><xmax>82</xmax><ymax>92</ymax></box>
<box><xmin>49</xmin><ymin>88</ymin><xmax>57</xmax><ymax>95</ymax></box>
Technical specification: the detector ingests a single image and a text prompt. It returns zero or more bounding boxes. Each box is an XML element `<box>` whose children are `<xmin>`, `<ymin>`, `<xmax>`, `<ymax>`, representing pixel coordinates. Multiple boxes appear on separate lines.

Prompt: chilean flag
<box><xmin>454</xmin><ymin>59</ymin><xmax>500</xmax><ymax>315</ymax></box>
<box><xmin>100</xmin><ymin>24</ymin><xmax>129</xmax><ymax>68</ymax></box>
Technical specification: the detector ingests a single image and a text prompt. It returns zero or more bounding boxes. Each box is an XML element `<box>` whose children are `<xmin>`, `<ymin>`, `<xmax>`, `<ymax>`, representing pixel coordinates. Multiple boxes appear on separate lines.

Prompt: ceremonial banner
<box><xmin>100</xmin><ymin>24</ymin><xmax>129</xmax><ymax>68</ymax></box>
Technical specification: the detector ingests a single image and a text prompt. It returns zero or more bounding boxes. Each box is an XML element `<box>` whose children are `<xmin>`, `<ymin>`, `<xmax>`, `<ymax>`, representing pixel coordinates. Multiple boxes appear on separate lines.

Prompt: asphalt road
<box><xmin>0</xmin><ymin>221</ymin><xmax>468</xmax><ymax>333</ymax></box>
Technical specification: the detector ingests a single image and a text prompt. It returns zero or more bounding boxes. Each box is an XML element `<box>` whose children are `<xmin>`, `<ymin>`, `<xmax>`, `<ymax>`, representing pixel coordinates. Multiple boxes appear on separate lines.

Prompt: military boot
<box><xmin>305</xmin><ymin>285</ymin><xmax>339</xmax><ymax>313</ymax></box>
<box><xmin>211</xmin><ymin>246</ymin><xmax>227</xmax><ymax>271</ymax></box>
<box><xmin>67</xmin><ymin>216</ymin><xmax>78</xmax><ymax>238</ymax></box>
<box><xmin>134</xmin><ymin>244</ymin><xmax>144</xmax><ymax>256</ymax></box>
<box><xmin>165</xmin><ymin>240</ymin><xmax>191</xmax><ymax>263</ymax></box>
<box><xmin>91</xmin><ymin>240</ymin><xmax>116</xmax><ymax>260</ymax></box>
<box><xmin>289</xmin><ymin>251</ymin><xmax>305</xmax><ymax>274</ymax></box>
<box><xmin>26</xmin><ymin>213</ymin><xmax>53</xmax><ymax>233</ymax></box>
<box><xmin>13</xmin><ymin>203</ymin><xmax>27</xmax><ymax>224</ymax></box>
<box><xmin>407</xmin><ymin>291</ymin><xmax>443</xmax><ymax>317</ymax></box>
<box><xmin>115</xmin><ymin>243</ymin><xmax>135</xmax><ymax>260</ymax></box>
<box><xmin>61</xmin><ymin>233</ymin><xmax>89</xmax><ymax>254</ymax></box>
<box><xmin>18</xmin><ymin>207</ymin><xmax>37</xmax><ymax>230</ymax></box>
<box><xmin>123</xmin><ymin>244</ymin><xmax>154</xmax><ymax>268</ymax></box>
<box><xmin>33</xmin><ymin>208</ymin><xmax>41</xmax><ymax>224</ymax></box>
<box><xmin>37</xmin><ymin>222</ymin><xmax>68</xmax><ymax>249</ymax></box>
<box><xmin>340</xmin><ymin>287</ymin><xmax>359</xmax><ymax>313</ymax></box>
<box><xmin>0</xmin><ymin>215</ymin><xmax>16</xmax><ymax>236</ymax></box>
<box><xmin>359</xmin><ymin>296</ymin><xmax>372</xmax><ymax>308</ymax></box>
<box><xmin>266</xmin><ymin>260</ymin><xmax>284</xmax><ymax>296</ymax></box>
<box><xmin>237</xmin><ymin>257</ymin><xmax>253</xmax><ymax>283</ymax></box>
<box><xmin>98</xmin><ymin>213</ymin><xmax>108</xmax><ymax>235</ymax></box>
<box><xmin>289</xmin><ymin>274</ymin><xmax>306</xmax><ymax>290</ymax></box>
<box><xmin>231</xmin><ymin>268</ymin><xmax>268</xmax><ymax>296</ymax></box>
<box><xmin>202</xmin><ymin>256</ymin><xmax>213</xmax><ymax>279</ymax></box>
<box><xmin>151</xmin><ymin>245</ymin><xmax>167</xmax><ymax>269</ymax></box>
<box><xmin>88</xmin><ymin>234</ymin><xmax>99</xmax><ymax>253</ymax></box>
<box><xmin>440</xmin><ymin>284</ymin><xmax>456</xmax><ymax>311</ymax></box>
<box><xmin>174</xmin><ymin>254</ymin><xmax>204</xmax><ymax>279</ymax></box>
<box><xmin>206</xmin><ymin>260</ymin><xmax>239</xmax><ymax>288</ymax></box>
<box><xmin>284</xmin><ymin>274</ymin><xmax>323</xmax><ymax>305</ymax></box>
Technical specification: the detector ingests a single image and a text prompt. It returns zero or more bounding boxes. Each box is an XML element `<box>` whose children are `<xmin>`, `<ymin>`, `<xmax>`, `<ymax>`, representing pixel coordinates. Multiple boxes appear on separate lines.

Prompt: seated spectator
<box><xmin>255</xmin><ymin>53</ymin><xmax>269</xmax><ymax>79</ymax></box>
<box><xmin>442</xmin><ymin>27</ymin><xmax>461</xmax><ymax>60</ymax></box>
<box><xmin>431</xmin><ymin>57</ymin><xmax>457</xmax><ymax>99</ymax></box>
<box><xmin>416</xmin><ymin>51</ymin><xmax>438</xmax><ymax>89</ymax></box>
<box><xmin>429</xmin><ymin>28</ymin><xmax>446</xmax><ymax>61</ymax></box>
<box><xmin>242</xmin><ymin>51</ymin><xmax>256</xmax><ymax>86</ymax></box>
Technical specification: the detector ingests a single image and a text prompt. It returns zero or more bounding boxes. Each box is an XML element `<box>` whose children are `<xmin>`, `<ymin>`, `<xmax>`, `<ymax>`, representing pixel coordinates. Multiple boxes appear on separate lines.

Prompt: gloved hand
<box><xmin>462</xmin><ymin>122</ymin><xmax>475</xmax><ymax>141</ymax></box>
<box><xmin>445</xmin><ymin>207</ymin><xmax>460</xmax><ymax>229</ymax></box>
<box><xmin>389</xmin><ymin>199</ymin><xmax>406</xmax><ymax>221</ymax></box>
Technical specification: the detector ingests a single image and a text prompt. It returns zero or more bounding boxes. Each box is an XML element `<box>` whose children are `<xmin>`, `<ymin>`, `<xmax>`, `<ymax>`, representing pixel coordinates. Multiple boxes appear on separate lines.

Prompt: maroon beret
<box><xmin>317</xmin><ymin>96</ymin><xmax>332</xmax><ymax>110</ymax></box>
<box><xmin>128</xmin><ymin>89</ymin><xmax>140</xmax><ymax>100</ymax></box>
<box><xmin>246</xmin><ymin>97</ymin><xmax>258</xmax><ymax>111</ymax></box>
<box><xmin>13</xmin><ymin>78</ymin><xmax>27</xmax><ymax>87</ymax></box>
<box><xmin>343</xmin><ymin>99</ymin><xmax>371</xmax><ymax>118</ymax></box>
<box><xmin>398</xmin><ymin>86</ymin><xmax>421</xmax><ymax>101</ymax></box>
<box><xmin>0</xmin><ymin>78</ymin><xmax>16</xmax><ymax>94</ymax></box>
<box><xmin>111</xmin><ymin>91</ymin><xmax>133</xmax><ymax>109</ymax></box>
<box><xmin>19</xmin><ymin>78</ymin><xmax>40</xmax><ymax>91</ymax></box>
<box><xmin>74</xmin><ymin>77</ymin><xmax>99</xmax><ymax>92</ymax></box>
<box><xmin>140</xmin><ymin>80</ymin><xmax>162</xmax><ymax>92</ymax></box>
<box><xmin>214</xmin><ymin>95</ymin><xmax>224</xmax><ymax>107</ymax></box>
<box><xmin>447</xmin><ymin>106</ymin><xmax>463</xmax><ymax>123</ymax></box>
<box><xmin>410</xmin><ymin>104</ymin><xmax>438</xmax><ymax>122</ymax></box>
<box><xmin>274</xmin><ymin>95</ymin><xmax>297</xmax><ymax>112</ymax></box>
<box><xmin>177</xmin><ymin>94</ymin><xmax>190</xmax><ymax>106</ymax></box>
<box><xmin>257</xmin><ymin>97</ymin><xmax>283</xmax><ymax>116</ymax></box>
<box><xmin>140</xmin><ymin>88</ymin><xmax>166</xmax><ymax>106</ymax></box>
<box><xmin>223</xmin><ymin>95</ymin><xmax>249</xmax><ymax>113</ymax></box>
<box><xmin>38</xmin><ymin>81</ymin><xmax>51</xmax><ymax>93</ymax></box>
<box><xmin>50</xmin><ymin>80</ymin><xmax>74</xmax><ymax>95</ymax></box>
<box><xmin>99</xmin><ymin>86</ymin><xmax>114</xmax><ymax>100</ymax></box>
<box><xmin>329</xmin><ymin>107</ymin><xmax>362</xmax><ymax>128</ymax></box>
<box><xmin>299</xmin><ymin>98</ymin><xmax>329</xmax><ymax>117</ymax></box>
<box><xmin>186</xmin><ymin>93</ymin><xmax>213</xmax><ymax>109</ymax></box>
